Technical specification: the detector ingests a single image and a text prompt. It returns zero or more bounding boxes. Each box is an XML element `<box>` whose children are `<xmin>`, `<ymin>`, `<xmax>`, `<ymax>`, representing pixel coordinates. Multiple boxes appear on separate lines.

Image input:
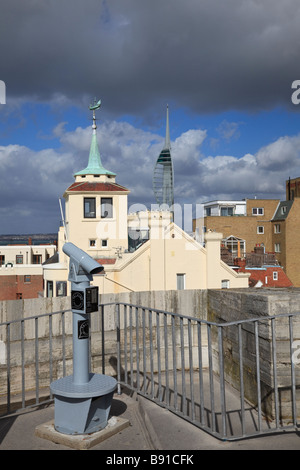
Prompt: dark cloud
<box><xmin>1</xmin><ymin>0</ymin><xmax>300</xmax><ymax>117</ymax></box>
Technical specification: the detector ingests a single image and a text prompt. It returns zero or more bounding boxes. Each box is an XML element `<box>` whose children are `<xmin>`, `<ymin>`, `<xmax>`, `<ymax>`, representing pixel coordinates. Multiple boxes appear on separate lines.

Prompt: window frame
<box><xmin>252</xmin><ymin>207</ymin><xmax>264</xmax><ymax>216</ymax></box>
<box><xmin>56</xmin><ymin>281</ymin><xmax>67</xmax><ymax>297</ymax></box>
<box><xmin>84</xmin><ymin>197</ymin><xmax>96</xmax><ymax>219</ymax></box>
<box><xmin>274</xmin><ymin>224</ymin><xmax>281</xmax><ymax>234</ymax></box>
<box><xmin>257</xmin><ymin>226</ymin><xmax>264</xmax><ymax>234</ymax></box>
<box><xmin>176</xmin><ymin>273</ymin><xmax>186</xmax><ymax>290</ymax></box>
<box><xmin>221</xmin><ymin>279</ymin><xmax>230</xmax><ymax>289</ymax></box>
<box><xmin>101</xmin><ymin>197</ymin><xmax>113</xmax><ymax>219</ymax></box>
<box><xmin>220</xmin><ymin>206</ymin><xmax>234</xmax><ymax>216</ymax></box>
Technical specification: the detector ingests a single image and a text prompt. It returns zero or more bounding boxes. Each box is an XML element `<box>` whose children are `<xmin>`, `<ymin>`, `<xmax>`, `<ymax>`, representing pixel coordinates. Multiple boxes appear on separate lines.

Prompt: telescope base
<box><xmin>50</xmin><ymin>373</ymin><xmax>117</xmax><ymax>435</ymax></box>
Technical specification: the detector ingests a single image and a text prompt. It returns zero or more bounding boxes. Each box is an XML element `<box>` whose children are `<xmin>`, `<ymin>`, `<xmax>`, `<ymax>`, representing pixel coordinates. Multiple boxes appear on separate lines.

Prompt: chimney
<box><xmin>234</xmin><ymin>258</ymin><xmax>246</xmax><ymax>271</ymax></box>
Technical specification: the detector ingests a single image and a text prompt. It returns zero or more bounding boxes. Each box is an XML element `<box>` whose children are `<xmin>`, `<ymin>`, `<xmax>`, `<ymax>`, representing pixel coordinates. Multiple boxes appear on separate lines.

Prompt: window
<box><xmin>221</xmin><ymin>279</ymin><xmax>230</xmax><ymax>289</ymax></box>
<box><xmin>16</xmin><ymin>255</ymin><xmax>23</xmax><ymax>264</ymax></box>
<box><xmin>177</xmin><ymin>273</ymin><xmax>185</xmax><ymax>290</ymax></box>
<box><xmin>102</xmin><ymin>239</ymin><xmax>108</xmax><ymax>247</ymax></box>
<box><xmin>89</xmin><ymin>239</ymin><xmax>96</xmax><ymax>247</ymax></box>
<box><xmin>223</xmin><ymin>236</ymin><xmax>245</xmax><ymax>258</ymax></box>
<box><xmin>205</xmin><ymin>208</ymin><xmax>211</xmax><ymax>216</ymax></box>
<box><xmin>47</xmin><ymin>281</ymin><xmax>53</xmax><ymax>298</ymax></box>
<box><xmin>84</xmin><ymin>197</ymin><xmax>96</xmax><ymax>218</ymax></box>
<box><xmin>0</xmin><ymin>255</ymin><xmax>5</xmax><ymax>266</ymax></box>
<box><xmin>274</xmin><ymin>224</ymin><xmax>280</xmax><ymax>233</ymax></box>
<box><xmin>257</xmin><ymin>226</ymin><xmax>264</xmax><ymax>234</ymax></box>
<box><xmin>101</xmin><ymin>197</ymin><xmax>113</xmax><ymax>218</ymax></box>
<box><xmin>273</xmin><ymin>272</ymin><xmax>278</xmax><ymax>281</ymax></box>
<box><xmin>275</xmin><ymin>243</ymin><xmax>281</xmax><ymax>253</ymax></box>
<box><xmin>221</xmin><ymin>207</ymin><xmax>234</xmax><ymax>216</ymax></box>
<box><xmin>252</xmin><ymin>207</ymin><xmax>264</xmax><ymax>215</ymax></box>
<box><xmin>56</xmin><ymin>281</ymin><xmax>67</xmax><ymax>297</ymax></box>
<box><xmin>281</xmin><ymin>206</ymin><xmax>287</xmax><ymax>215</ymax></box>
<box><xmin>24</xmin><ymin>275</ymin><xmax>31</xmax><ymax>283</ymax></box>
<box><xmin>32</xmin><ymin>254</ymin><xmax>42</xmax><ymax>264</ymax></box>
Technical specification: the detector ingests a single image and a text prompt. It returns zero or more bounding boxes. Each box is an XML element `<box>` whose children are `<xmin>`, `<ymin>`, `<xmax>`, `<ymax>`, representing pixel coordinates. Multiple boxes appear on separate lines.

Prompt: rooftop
<box><xmin>65</xmin><ymin>181</ymin><xmax>129</xmax><ymax>193</ymax></box>
<box><xmin>1</xmin><ymin>383</ymin><xmax>300</xmax><ymax>451</ymax></box>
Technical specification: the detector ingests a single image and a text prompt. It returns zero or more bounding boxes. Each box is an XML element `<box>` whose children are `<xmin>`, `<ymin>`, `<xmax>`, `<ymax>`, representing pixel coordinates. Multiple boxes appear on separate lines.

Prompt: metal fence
<box><xmin>115</xmin><ymin>303</ymin><xmax>300</xmax><ymax>440</ymax></box>
<box><xmin>1</xmin><ymin>302</ymin><xmax>300</xmax><ymax>441</ymax></box>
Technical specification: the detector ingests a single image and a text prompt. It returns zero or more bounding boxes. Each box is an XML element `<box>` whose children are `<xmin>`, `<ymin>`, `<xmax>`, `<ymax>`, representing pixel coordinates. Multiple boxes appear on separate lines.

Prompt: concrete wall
<box><xmin>1</xmin><ymin>288</ymin><xmax>300</xmax><ymax>422</ymax></box>
<box><xmin>207</xmin><ymin>288</ymin><xmax>300</xmax><ymax>420</ymax></box>
<box><xmin>0</xmin><ymin>290</ymin><xmax>208</xmax><ymax>399</ymax></box>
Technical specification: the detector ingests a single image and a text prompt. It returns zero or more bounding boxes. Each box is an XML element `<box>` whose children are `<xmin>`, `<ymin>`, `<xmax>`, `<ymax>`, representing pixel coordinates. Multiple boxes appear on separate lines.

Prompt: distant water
<box><xmin>0</xmin><ymin>234</ymin><xmax>57</xmax><ymax>246</ymax></box>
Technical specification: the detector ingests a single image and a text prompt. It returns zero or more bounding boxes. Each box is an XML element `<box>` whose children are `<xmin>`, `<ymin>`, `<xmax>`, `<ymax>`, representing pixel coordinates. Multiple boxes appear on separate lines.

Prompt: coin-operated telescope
<box><xmin>50</xmin><ymin>243</ymin><xmax>117</xmax><ymax>435</ymax></box>
<box><xmin>63</xmin><ymin>242</ymin><xmax>103</xmax><ymax>314</ymax></box>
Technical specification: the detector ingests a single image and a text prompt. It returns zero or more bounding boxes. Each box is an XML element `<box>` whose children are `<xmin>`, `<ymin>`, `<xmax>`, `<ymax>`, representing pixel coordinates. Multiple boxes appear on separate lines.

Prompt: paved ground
<box><xmin>1</xmin><ymin>388</ymin><xmax>300</xmax><ymax>452</ymax></box>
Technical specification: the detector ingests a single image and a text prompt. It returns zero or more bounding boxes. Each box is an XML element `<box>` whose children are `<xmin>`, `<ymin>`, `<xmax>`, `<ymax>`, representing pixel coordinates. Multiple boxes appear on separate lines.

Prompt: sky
<box><xmin>1</xmin><ymin>0</ymin><xmax>300</xmax><ymax>234</ymax></box>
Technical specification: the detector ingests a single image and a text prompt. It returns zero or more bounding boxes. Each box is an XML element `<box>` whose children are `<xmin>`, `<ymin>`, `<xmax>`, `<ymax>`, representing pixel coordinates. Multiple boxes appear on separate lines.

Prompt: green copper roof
<box><xmin>74</xmin><ymin>99</ymin><xmax>116</xmax><ymax>177</ymax></box>
<box><xmin>74</xmin><ymin>129</ymin><xmax>116</xmax><ymax>176</ymax></box>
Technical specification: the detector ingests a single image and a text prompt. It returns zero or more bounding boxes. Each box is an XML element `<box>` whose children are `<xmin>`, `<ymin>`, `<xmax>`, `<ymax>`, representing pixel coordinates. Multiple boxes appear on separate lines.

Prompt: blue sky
<box><xmin>1</xmin><ymin>0</ymin><xmax>300</xmax><ymax>234</ymax></box>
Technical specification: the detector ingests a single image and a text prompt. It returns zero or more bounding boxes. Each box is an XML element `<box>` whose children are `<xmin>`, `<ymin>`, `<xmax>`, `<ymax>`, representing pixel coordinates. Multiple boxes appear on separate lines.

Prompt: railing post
<box><xmin>116</xmin><ymin>303</ymin><xmax>121</xmax><ymax>395</ymax></box>
<box><xmin>101</xmin><ymin>304</ymin><xmax>105</xmax><ymax>375</ymax></box>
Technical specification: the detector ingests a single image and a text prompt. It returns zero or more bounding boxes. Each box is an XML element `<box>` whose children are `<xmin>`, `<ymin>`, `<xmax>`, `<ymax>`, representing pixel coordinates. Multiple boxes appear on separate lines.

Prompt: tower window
<box><xmin>84</xmin><ymin>198</ymin><xmax>96</xmax><ymax>218</ymax></box>
<box><xmin>101</xmin><ymin>197</ymin><xmax>113</xmax><ymax>218</ymax></box>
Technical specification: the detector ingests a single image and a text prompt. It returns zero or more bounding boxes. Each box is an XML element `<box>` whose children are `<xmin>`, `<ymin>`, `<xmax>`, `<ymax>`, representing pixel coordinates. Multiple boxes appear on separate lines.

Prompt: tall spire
<box><xmin>74</xmin><ymin>98</ymin><xmax>116</xmax><ymax>177</ymax></box>
<box><xmin>153</xmin><ymin>105</ymin><xmax>174</xmax><ymax>208</ymax></box>
<box><xmin>164</xmin><ymin>104</ymin><xmax>171</xmax><ymax>150</ymax></box>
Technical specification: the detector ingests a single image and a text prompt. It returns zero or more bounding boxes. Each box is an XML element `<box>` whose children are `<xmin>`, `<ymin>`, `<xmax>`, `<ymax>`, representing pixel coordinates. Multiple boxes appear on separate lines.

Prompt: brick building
<box><xmin>196</xmin><ymin>198</ymin><xmax>280</xmax><ymax>257</ymax></box>
<box><xmin>0</xmin><ymin>243</ymin><xmax>56</xmax><ymax>300</ymax></box>
<box><xmin>0</xmin><ymin>272</ymin><xmax>44</xmax><ymax>300</ymax></box>
<box><xmin>193</xmin><ymin>180</ymin><xmax>300</xmax><ymax>287</ymax></box>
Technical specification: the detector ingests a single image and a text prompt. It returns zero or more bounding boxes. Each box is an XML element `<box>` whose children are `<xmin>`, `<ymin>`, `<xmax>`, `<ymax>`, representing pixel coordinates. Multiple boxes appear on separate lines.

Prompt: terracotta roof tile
<box><xmin>65</xmin><ymin>182</ymin><xmax>129</xmax><ymax>193</ymax></box>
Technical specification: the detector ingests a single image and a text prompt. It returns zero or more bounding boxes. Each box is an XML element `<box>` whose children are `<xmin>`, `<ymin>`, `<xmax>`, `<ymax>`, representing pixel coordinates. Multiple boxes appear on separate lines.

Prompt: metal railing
<box><xmin>115</xmin><ymin>303</ymin><xmax>300</xmax><ymax>440</ymax></box>
<box><xmin>1</xmin><ymin>302</ymin><xmax>300</xmax><ymax>441</ymax></box>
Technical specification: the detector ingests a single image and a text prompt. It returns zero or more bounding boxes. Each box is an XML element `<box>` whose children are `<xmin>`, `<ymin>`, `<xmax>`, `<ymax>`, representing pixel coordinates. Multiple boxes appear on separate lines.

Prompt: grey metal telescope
<box><xmin>63</xmin><ymin>242</ymin><xmax>104</xmax><ymax>282</ymax></box>
<box><xmin>50</xmin><ymin>242</ymin><xmax>116</xmax><ymax>435</ymax></box>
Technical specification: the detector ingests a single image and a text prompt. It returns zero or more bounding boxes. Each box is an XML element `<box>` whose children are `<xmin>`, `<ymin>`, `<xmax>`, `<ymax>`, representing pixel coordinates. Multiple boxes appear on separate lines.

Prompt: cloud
<box><xmin>2</xmin><ymin>114</ymin><xmax>300</xmax><ymax>233</ymax></box>
<box><xmin>256</xmin><ymin>135</ymin><xmax>300</xmax><ymax>170</ymax></box>
<box><xmin>1</xmin><ymin>0</ymin><xmax>300</xmax><ymax>116</ymax></box>
<box><xmin>216</xmin><ymin>120</ymin><xmax>242</xmax><ymax>142</ymax></box>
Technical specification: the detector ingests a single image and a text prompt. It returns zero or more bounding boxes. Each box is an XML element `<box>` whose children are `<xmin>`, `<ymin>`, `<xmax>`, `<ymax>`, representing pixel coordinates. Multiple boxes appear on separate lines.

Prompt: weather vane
<box><xmin>89</xmin><ymin>98</ymin><xmax>101</xmax><ymax>111</ymax></box>
<box><xmin>89</xmin><ymin>98</ymin><xmax>101</xmax><ymax>129</ymax></box>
